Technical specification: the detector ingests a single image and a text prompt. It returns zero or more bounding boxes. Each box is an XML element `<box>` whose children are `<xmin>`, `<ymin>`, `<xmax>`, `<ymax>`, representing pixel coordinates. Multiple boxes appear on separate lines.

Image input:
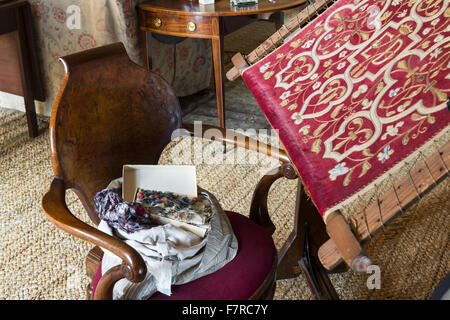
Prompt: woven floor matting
<box><xmin>0</xmin><ymin>107</ymin><xmax>448</xmax><ymax>299</ymax></box>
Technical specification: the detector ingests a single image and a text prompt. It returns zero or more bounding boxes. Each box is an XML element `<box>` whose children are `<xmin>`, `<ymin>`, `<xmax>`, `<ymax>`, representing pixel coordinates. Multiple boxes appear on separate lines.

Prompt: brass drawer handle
<box><xmin>187</xmin><ymin>21</ymin><xmax>196</xmax><ymax>32</ymax></box>
<box><xmin>154</xmin><ymin>17</ymin><xmax>162</xmax><ymax>28</ymax></box>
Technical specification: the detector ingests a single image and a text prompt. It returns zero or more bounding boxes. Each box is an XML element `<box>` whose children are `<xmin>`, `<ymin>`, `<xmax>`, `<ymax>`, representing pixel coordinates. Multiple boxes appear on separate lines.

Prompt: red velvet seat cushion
<box><xmin>91</xmin><ymin>211</ymin><xmax>276</xmax><ymax>300</ymax></box>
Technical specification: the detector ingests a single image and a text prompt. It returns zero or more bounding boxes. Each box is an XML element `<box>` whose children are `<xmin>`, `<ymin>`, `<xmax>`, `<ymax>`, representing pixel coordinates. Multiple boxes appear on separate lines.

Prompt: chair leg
<box><xmin>298</xmin><ymin>223</ymin><xmax>339</xmax><ymax>299</ymax></box>
<box><xmin>85</xmin><ymin>246</ymin><xmax>103</xmax><ymax>299</ymax></box>
<box><xmin>86</xmin><ymin>283</ymin><xmax>93</xmax><ymax>300</ymax></box>
<box><xmin>277</xmin><ymin>181</ymin><xmax>339</xmax><ymax>300</ymax></box>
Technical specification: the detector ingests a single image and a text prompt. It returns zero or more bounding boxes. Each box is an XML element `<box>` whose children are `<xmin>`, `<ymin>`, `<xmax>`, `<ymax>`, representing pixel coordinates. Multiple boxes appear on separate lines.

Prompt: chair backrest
<box><xmin>49</xmin><ymin>43</ymin><xmax>182</xmax><ymax>224</ymax></box>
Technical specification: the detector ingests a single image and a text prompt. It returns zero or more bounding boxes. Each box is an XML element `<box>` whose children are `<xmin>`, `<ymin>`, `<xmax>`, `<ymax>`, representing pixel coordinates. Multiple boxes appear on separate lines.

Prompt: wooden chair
<box><xmin>41</xmin><ymin>42</ymin><xmax>303</xmax><ymax>300</ymax></box>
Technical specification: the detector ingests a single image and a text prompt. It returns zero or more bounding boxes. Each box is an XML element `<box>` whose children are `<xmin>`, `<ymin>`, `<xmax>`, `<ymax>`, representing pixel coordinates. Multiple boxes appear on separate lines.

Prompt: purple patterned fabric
<box><xmin>93</xmin><ymin>189</ymin><xmax>156</xmax><ymax>234</ymax></box>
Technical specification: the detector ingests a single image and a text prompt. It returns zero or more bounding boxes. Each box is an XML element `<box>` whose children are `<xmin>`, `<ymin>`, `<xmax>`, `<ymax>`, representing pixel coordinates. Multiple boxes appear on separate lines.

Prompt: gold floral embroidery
<box><xmin>311</xmin><ymin>139</ymin><xmax>322</xmax><ymax>154</ymax></box>
<box><xmin>399</xmin><ymin>23</ymin><xmax>414</xmax><ymax>35</ymax></box>
<box><xmin>263</xmin><ymin>71</ymin><xmax>274</xmax><ymax>80</ymax></box>
<box><xmin>280</xmin><ymin>99</ymin><xmax>289</xmax><ymax>107</ymax></box>
<box><xmin>288</xmin><ymin>103</ymin><xmax>298</xmax><ymax>111</ymax></box>
<box><xmin>380</xmin><ymin>11</ymin><xmax>392</xmax><ymax>21</ymax></box>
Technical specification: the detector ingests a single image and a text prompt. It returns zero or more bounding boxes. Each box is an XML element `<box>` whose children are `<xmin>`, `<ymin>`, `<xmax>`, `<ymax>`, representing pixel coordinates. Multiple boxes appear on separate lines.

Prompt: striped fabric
<box><xmin>97</xmin><ymin>179</ymin><xmax>238</xmax><ymax>300</ymax></box>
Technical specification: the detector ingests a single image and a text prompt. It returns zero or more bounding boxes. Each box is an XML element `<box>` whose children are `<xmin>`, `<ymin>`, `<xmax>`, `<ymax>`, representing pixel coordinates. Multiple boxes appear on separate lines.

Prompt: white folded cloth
<box><xmin>97</xmin><ymin>183</ymin><xmax>237</xmax><ymax>300</ymax></box>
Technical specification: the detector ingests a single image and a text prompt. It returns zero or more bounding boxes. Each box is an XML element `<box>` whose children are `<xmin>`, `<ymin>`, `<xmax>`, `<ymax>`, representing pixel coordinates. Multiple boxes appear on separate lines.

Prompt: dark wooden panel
<box><xmin>0</xmin><ymin>4</ymin><xmax>17</xmax><ymax>34</ymax></box>
<box><xmin>21</xmin><ymin>1</ymin><xmax>45</xmax><ymax>101</ymax></box>
<box><xmin>0</xmin><ymin>31</ymin><xmax>23</xmax><ymax>96</ymax></box>
<box><xmin>0</xmin><ymin>0</ymin><xmax>46</xmax><ymax>137</ymax></box>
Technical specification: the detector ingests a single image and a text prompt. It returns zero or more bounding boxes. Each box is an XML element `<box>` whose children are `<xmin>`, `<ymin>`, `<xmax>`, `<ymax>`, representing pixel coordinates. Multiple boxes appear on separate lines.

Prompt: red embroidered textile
<box><xmin>242</xmin><ymin>0</ymin><xmax>450</xmax><ymax>217</ymax></box>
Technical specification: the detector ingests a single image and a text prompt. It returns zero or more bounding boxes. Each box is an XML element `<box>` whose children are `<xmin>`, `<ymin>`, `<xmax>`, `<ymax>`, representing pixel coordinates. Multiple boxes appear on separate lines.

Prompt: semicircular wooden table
<box><xmin>138</xmin><ymin>0</ymin><xmax>307</xmax><ymax>128</ymax></box>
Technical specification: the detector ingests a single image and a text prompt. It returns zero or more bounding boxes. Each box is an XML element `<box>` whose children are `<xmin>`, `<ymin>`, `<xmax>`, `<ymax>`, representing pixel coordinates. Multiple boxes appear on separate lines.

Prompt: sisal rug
<box><xmin>0</xmin><ymin>106</ymin><xmax>448</xmax><ymax>300</ymax></box>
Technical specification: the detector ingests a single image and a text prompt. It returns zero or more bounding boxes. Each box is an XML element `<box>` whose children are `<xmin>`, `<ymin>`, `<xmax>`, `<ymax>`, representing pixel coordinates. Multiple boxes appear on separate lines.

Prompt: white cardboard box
<box><xmin>122</xmin><ymin>165</ymin><xmax>197</xmax><ymax>202</ymax></box>
<box><xmin>122</xmin><ymin>165</ymin><xmax>209</xmax><ymax>237</ymax></box>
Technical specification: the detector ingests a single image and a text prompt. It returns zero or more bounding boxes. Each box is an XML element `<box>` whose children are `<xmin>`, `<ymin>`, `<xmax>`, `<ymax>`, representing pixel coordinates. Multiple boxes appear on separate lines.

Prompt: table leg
<box><xmin>272</xmin><ymin>11</ymin><xmax>284</xmax><ymax>30</ymax></box>
<box><xmin>211</xmin><ymin>16</ymin><xmax>226</xmax><ymax>128</ymax></box>
<box><xmin>140</xmin><ymin>30</ymin><xmax>150</xmax><ymax>70</ymax></box>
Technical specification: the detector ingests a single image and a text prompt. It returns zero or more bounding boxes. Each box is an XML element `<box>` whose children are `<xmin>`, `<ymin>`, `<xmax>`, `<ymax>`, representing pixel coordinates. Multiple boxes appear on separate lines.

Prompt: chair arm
<box><xmin>42</xmin><ymin>178</ymin><xmax>147</xmax><ymax>288</ymax></box>
<box><xmin>178</xmin><ymin>122</ymin><xmax>291</xmax><ymax>163</ymax></box>
<box><xmin>249</xmin><ymin>163</ymin><xmax>298</xmax><ymax>234</ymax></box>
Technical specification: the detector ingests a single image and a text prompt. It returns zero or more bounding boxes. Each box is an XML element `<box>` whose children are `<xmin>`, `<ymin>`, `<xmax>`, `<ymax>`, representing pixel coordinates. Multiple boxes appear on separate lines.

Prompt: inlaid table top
<box><xmin>139</xmin><ymin>0</ymin><xmax>307</xmax><ymax>16</ymax></box>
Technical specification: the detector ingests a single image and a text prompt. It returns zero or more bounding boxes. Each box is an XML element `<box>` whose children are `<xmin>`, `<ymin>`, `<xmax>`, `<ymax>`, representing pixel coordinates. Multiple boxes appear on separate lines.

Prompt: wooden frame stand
<box><xmin>225</xmin><ymin>0</ymin><xmax>450</xmax><ymax>299</ymax></box>
<box><xmin>319</xmin><ymin>141</ymin><xmax>450</xmax><ymax>271</ymax></box>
